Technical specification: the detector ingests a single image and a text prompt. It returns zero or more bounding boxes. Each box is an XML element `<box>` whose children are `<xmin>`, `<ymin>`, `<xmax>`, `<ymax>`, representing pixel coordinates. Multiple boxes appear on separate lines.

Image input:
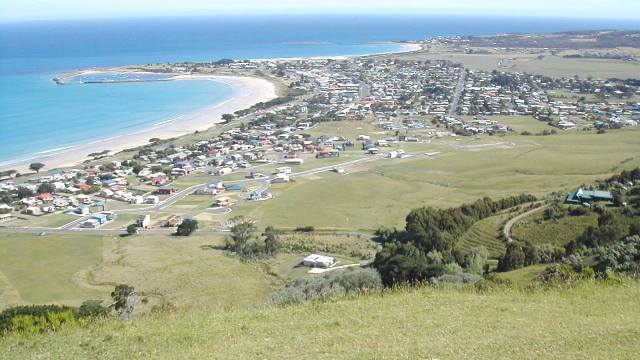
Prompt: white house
<box><xmin>137</xmin><ymin>214</ymin><xmax>151</xmax><ymax>229</ymax></box>
<box><xmin>145</xmin><ymin>195</ymin><xmax>160</xmax><ymax>205</ymax></box>
<box><xmin>302</xmin><ymin>254</ymin><xmax>336</xmax><ymax>268</ymax></box>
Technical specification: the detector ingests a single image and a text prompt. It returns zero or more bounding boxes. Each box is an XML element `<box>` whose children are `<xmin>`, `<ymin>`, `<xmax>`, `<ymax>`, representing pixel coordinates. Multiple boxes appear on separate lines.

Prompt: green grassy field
<box><xmin>0</xmin><ymin>233</ymin><xmax>104</xmax><ymax>307</ymax></box>
<box><xmin>229</xmin><ymin>127</ymin><xmax>640</xmax><ymax>230</ymax></box>
<box><xmin>494</xmin><ymin>264</ymin><xmax>549</xmax><ymax>287</ymax></box>
<box><xmin>4</xmin><ymin>280</ymin><xmax>639</xmax><ymax>359</ymax></box>
<box><xmin>511</xmin><ymin>210</ymin><xmax>598</xmax><ymax>246</ymax></box>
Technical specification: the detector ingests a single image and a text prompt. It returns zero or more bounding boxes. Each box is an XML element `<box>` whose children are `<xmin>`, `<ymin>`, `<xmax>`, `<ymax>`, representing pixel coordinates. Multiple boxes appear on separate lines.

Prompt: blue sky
<box><xmin>1</xmin><ymin>0</ymin><xmax>639</xmax><ymax>21</ymax></box>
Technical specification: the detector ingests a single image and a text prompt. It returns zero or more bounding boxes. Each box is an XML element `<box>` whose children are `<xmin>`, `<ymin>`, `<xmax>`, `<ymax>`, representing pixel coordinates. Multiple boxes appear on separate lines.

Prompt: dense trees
<box><xmin>373</xmin><ymin>194</ymin><xmax>537</xmax><ymax>285</ymax></box>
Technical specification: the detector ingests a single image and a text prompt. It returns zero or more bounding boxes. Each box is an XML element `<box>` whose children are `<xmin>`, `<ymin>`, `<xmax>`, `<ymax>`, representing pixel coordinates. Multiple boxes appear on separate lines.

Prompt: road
<box><xmin>448</xmin><ymin>69</ymin><xmax>466</xmax><ymax>117</ymax></box>
<box><xmin>502</xmin><ymin>203</ymin><xmax>549</xmax><ymax>242</ymax></box>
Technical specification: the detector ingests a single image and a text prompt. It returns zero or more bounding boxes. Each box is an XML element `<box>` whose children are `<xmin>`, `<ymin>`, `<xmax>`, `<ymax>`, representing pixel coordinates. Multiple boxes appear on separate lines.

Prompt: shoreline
<box><xmin>0</xmin><ymin>41</ymin><xmax>419</xmax><ymax>173</ymax></box>
<box><xmin>0</xmin><ymin>75</ymin><xmax>276</xmax><ymax>172</ymax></box>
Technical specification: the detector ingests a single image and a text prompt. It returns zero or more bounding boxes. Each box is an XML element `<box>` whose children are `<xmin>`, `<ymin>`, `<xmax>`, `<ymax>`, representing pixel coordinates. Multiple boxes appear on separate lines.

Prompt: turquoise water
<box><xmin>1</xmin><ymin>15</ymin><xmax>638</xmax><ymax>166</ymax></box>
<box><xmin>0</xmin><ymin>73</ymin><xmax>234</xmax><ymax>165</ymax></box>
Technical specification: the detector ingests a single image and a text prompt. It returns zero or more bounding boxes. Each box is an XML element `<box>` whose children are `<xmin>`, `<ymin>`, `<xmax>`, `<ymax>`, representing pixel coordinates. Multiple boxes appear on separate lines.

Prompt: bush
<box><xmin>595</xmin><ymin>235</ymin><xmax>640</xmax><ymax>274</ymax></box>
<box><xmin>430</xmin><ymin>273</ymin><xmax>482</xmax><ymax>287</ymax></box>
<box><xmin>266</xmin><ymin>267</ymin><xmax>382</xmax><ymax>306</ymax></box>
<box><xmin>294</xmin><ymin>226</ymin><xmax>315</xmax><ymax>232</ymax></box>
<box><xmin>176</xmin><ymin>219</ymin><xmax>198</xmax><ymax>236</ymax></box>
<box><xmin>0</xmin><ymin>305</ymin><xmax>81</xmax><ymax>335</ymax></box>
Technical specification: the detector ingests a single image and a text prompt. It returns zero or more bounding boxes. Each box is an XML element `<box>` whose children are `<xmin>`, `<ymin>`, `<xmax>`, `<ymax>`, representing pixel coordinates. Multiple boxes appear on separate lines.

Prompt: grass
<box><xmin>230</xmin><ymin>127</ymin><xmax>640</xmax><ymax>230</ymax></box>
<box><xmin>494</xmin><ymin>264</ymin><xmax>549</xmax><ymax>287</ymax></box>
<box><xmin>511</xmin><ymin>207</ymin><xmax>640</xmax><ymax>247</ymax></box>
<box><xmin>0</xmin><ymin>233</ymin><xmax>104</xmax><ymax>307</ymax></box>
<box><xmin>484</xmin><ymin>115</ymin><xmax>557</xmax><ymax>133</ymax></box>
<box><xmin>0</xmin><ymin>232</ymin><xmax>276</xmax><ymax>311</ymax></box>
<box><xmin>0</xmin><ymin>212</ymin><xmax>77</xmax><ymax>228</ymax></box>
<box><xmin>3</xmin><ymin>280</ymin><xmax>639</xmax><ymax>359</ymax></box>
<box><xmin>456</xmin><ymin>211</ymin><xmax>511</xmax><ymax>257</ymax></box>
<box><xmin>512</xmin><ymin>210</ymin><xmax>598</xmax><ymax>246</ymax></box>
<box><xmin>389</xmin><ymin>47</ymin><xmax>640</xmax><ymax>79</ymax></box>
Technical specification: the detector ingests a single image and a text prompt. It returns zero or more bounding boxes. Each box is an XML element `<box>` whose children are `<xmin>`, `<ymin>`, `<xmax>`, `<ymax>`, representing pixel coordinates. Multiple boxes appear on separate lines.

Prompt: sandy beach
<box><xmin>0</xmin><ymin>75</ymin><xmax>276</xmax><ymax>172</ymax></box>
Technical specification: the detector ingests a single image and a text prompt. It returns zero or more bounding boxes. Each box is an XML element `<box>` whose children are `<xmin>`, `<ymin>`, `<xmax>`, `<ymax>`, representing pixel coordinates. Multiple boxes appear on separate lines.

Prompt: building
<box><xmin>157</xmin><ymin>186</ymin><xmax>177</xmax><ymax>195</ymax></box>
<box><xmin>215</xmin><ymin>197</ymin><xmax>231</xmax><ymax>207</ymax></box>
<box><xmin>302</xmin><ymin>254</ymin><xmax>336</xmax><ymax>268</ymax></box>
<box><xmin>164</xmin><ymin>215</ymin><xmax>183</xmax><ymax>227</ymax></box>
<box><xmin>145</xmin><ymin>196</ymin><xmax>160</xmax><ymax>204</ymax></box>
<box><xmin>137</xmin><ymin>214</ymin><xmax>151</xmax><ymax>229</ymax></box>
<box><xmin>566</xmin><ymin>188</ymin><xmax>614</xmax><ymax>204</ymax></box>
<box><xmin>91</xmin><ymin>213</ymin><xmax>108</xmax><ymax>225</ymax></box>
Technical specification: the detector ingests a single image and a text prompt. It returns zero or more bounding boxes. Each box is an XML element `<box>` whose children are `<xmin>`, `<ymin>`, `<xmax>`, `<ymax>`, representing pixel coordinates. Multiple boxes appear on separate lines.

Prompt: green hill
<box><xmin>3</xmin><ymin>280</ymin><xmax>639</xmax><ymax>359</ymax></box>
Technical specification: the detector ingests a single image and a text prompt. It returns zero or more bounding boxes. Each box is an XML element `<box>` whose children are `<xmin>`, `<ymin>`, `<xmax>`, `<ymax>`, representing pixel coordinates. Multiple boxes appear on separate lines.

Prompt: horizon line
<box><xmin>2</xmin><ymin>12</ymin><xmax>640</xmax><ymax>24</ymax></box>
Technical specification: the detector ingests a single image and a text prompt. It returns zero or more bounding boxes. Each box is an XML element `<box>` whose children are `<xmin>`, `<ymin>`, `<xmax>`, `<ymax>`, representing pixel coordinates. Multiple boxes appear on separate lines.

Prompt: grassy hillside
<box><xmin>456</xmin><ymin>211</ymin><xmax>510</xmax><ymax>257</ymax></box>
<box><xmin>2</xmin><ymin>280</ymin><xmax>639</xmax><ymax>359</ymax></box>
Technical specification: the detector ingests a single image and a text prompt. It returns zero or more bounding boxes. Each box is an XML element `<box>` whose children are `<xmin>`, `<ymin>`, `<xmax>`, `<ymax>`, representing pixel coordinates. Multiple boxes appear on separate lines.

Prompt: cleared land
<box><xmin>3</xmin><ymin>280</ymin><xmax>639</xmax><ymax>359</ymax></box>
<box><xmin>0</xmin><ymin>233</ymin><xmax>104</xmax><ymax>307</ymax></box>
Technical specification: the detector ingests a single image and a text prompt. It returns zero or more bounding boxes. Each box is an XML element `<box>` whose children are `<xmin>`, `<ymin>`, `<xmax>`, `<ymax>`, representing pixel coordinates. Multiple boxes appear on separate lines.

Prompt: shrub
<box><xmin>294</xmin><ymin>226</ymin><xmax>315</xmax><ymax>232</ymax></box>
<box><xmin>1</xmin><ymin>305</ymin><xmax>78</xmax><ymax>335</ymax></box>
<box><xmin>595</xmin><ymin>235</ymin><xmax>640</xmax><ymax>274</ymax></box>
<box><xmin>176</xmin><ymin>219</ymin><xmax>198</xmax><ymax>236</ymax></box>
<box><xmin>266</xmin><ymin>267</ymin><xmax>382</xmax><ymax>306</ymax></box>
<box><xmin>430</xmin><ymin>273</ymin><xmax>482</xmax><ymax>287</ymax></box>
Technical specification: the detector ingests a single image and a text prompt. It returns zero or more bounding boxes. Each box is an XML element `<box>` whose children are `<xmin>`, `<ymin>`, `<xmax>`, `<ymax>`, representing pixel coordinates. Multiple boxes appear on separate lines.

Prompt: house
<box><xmin>566</xmin><ymin>188</ymin><xmax>614</xmax><ymax>204</ymax></box>
<box><xmin>129</xmin><ymin>195</ymin><xmax>145</xmax><ymax>204</ymax></box>
<box><xmin>216</xmin><ymin>167</ymin><xmax>232</xmax><ymax>176</ymax></box>
<box><xmin>271</xmin><ymin>173</ymin><xmax>290</xmax><ymax>183</ymax></box>
<box><xmin>302</xmin><ymin>254</ymin><xmax>336</xmax><ymax>268</ymax></box>
<box><xmin>91</xmin><ymin>213</ymin><xmax>108</xmax><ymax>225</ymax></box>
<box><xmin>224</xmin><ymin>184</ymin><xmax>246</xmax><ymax>191</ymax></box>
<box><xmin>157</xmin><ymin>186</ymin><xmax>177</xmax><ymax>195</ymax></box>
<box><xmin>284</xmin><ymin>158</ymin><xmax>304</xmax><ymax>165</ymax></box>
<box><xmin>207</xmin><ymin>180</ymin><xmax>225</xmax><ymax>189</ymax></box>
<box><xmin>215</xmin><ymin>196</ymin><xmax>231</xmax><ymax>207</ymax></box>
<box><xmin>145</xmin><ymin>195</ymin><xmax>160</xmax><ymax>204</ymax></box>
<box><xmin>0</xmin><ymin>203</ymin><xmax>13</xmax><ymax>214</ymax></box>
<box><xmin>25</xmin><ymin>206</ymin><xmax>43</xmax><ymax>216</ymax></box>
<box><xmin>164</xmin><ymin>215</ymin><xmax>183</xmax><ymax>227</ymax></box>
<box><xmin>137</xmin><ymin>214</ymin><xmax>151</xmax><ymax>229</ymax></box>
<box><xmin>80</xmin><ymin>219</ymin><xmax>100</xmax><ymax>228</ymax></box>
<box><xmin>36</xmin><ymin>193</ymin><xmax>53</xmax><ymax>202</ymax></box>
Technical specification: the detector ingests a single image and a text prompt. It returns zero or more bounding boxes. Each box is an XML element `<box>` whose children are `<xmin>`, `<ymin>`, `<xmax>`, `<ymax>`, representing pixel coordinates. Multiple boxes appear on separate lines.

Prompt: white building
<box><xmin>302</xmin><ymin>254</ymin><xmax>336</xmax><ymax>268</ymax></box>
<box><xmin>137</xmin><ymin>214</ymin><xmax>151</xmax><ymax>229</ymax></box>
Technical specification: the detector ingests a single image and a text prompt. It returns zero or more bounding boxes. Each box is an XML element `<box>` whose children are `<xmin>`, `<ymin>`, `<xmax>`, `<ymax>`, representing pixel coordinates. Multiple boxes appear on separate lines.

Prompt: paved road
<box><xmin>448</xmin><ymin>69</ymin><xmax>466</xmax><ymax>117</ymax></box>
<box><xmin>502</xmin><ymin>203</ymin><xmax>549</xmax><ymax>242</ymax></box>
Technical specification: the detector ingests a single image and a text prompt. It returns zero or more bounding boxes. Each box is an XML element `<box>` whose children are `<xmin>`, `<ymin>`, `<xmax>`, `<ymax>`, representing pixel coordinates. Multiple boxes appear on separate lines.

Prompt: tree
<box><xmin>37</xmin><ymin>182</ymin><xmax>55</xmax><ymax>194</ymax></box>
<box><xmin>126</xmin><ymin>224</ymin><xmax>139</xmax><ymax>235</ymax></box>
<box><xmin>29</xmin><ymin>163</ymin><xmax>45</xmax><ymax>173</ymax></box>
<box><xmin>228</xmin><ymin>216</ymin><xmax>256</xmax><ymax>253</ymax></box>
<box><xmin>110</xmin><ymin>284</ymin><xmax>137</xmax><ymax>320</ymax></box>
<box><xmin>262</xmin><ymin>226</ymin><xmax>281</xmax><ymax>255</ymax></box>
<box><xmin>176</xmin><ymin>219</ymin><xmax>198</xmax><ymax>236</ymax></box>
<box><xmin>16</xmin><ymin>187</ymin><xmax>34</xmax><ymax>199</ymax></box>
<box><xmin>497</xmin><ymin>242</ymin><xmax>525</xmax><ymax>272</ymax></box>
<box><xmin>463</xmin><ymin>246</ymin><xmax>489</xmax><ymax>275</ymax></box>
<box><xmin>222</xmin><ymin>113</ymin><xmax>234</xmax><ymax>122</ymax></box>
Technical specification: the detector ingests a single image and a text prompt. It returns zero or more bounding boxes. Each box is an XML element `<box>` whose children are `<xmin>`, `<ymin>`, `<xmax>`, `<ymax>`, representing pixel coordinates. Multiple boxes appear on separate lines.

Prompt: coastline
<box><xmin>0</xmin><ymin>41</ymin><xmax>418</xmax><ymax>173</ymax></box>
<box><xmin>0</xmin><ymin>75</ymin><xmax>276</xmax><ymax>172</ymax></box>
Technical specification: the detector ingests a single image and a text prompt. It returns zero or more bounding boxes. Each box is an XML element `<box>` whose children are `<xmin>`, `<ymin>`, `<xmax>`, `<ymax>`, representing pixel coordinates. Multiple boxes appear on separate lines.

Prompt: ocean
<box><xmin>0</xmin><ymin>15</ymin><xmax>638</xmax><ymax>167</ymax></box>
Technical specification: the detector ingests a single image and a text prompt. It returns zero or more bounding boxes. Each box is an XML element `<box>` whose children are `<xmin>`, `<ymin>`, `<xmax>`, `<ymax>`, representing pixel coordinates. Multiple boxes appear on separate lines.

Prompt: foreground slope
<box><xmin>3</xmin><ymin>281</ymin><xmax>639</xmax><ymax>359</ymax></box>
